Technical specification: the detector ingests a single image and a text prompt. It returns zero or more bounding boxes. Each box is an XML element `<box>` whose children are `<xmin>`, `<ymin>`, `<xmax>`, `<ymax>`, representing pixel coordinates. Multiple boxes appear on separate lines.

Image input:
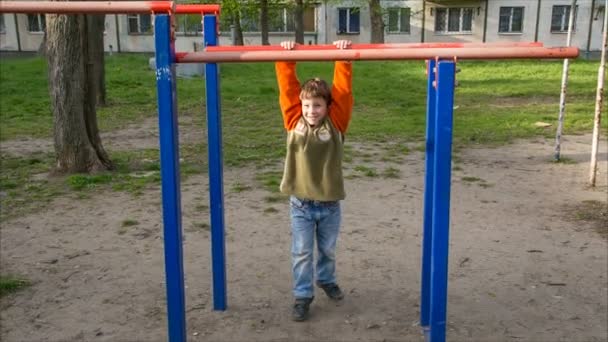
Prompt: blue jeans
<box><xmin>289</xmin><ymin>196</ymin><xmax>341</xmax><ymax>299</ymax></box>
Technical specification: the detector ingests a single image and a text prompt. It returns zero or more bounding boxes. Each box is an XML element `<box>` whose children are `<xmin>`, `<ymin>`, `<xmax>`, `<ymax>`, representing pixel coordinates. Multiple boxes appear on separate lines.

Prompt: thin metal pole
<box><xmin>555</xmin><ymin>0</ymin><xmax>577</xmax><ymax>161</ymax></box>
<box><xmin>154</xmin><ymin>13</ymin><xmax>187</xmax><ymax>342</ymax></box>
<box><xmin>420</xmin><ymin>59</ymin><xmax>437</xmax><ymax>330</ymax></box>
<box><xmin>203</xmin><ymin>14</ymin><xmax>227</xmax><ymax>311</ymax></box>
<box><xmin>429</xmin><ymin>60</ymin><xmax>456</xmax><ymax>342</ymax></box>
<box><xmin>589</xmin><ymin>0</ymin><xmax>607</xmax><ymax>186</ymax></box>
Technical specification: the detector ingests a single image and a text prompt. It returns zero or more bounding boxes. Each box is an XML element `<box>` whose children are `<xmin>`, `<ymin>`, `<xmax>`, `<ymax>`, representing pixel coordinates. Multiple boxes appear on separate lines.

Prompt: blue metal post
<box><xmin>203</xmin><ymin>14</ymin><xmax>227</xmax><ymax>311</ymax></box>
<box><xmin>420</xmin><ymin>59</ymin><xmax>437</xmax><ymax>329</ymax></box>
<box><xmin>154</xmin><ymin>14</ymin><xmax>187</xmax><ymax>342</ymax></box>
<box><xmin>428</xmin><ymin>60</ymin><xmax>456</xmax><ymax>342</ymax></box>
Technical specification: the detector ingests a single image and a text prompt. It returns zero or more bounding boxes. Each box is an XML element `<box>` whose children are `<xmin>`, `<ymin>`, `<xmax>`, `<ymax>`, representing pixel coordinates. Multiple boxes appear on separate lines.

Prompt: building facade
<box><xmin>0</xmin><ymin>0</ymin><xmax>605</xmax><ymax>55</ymax></box>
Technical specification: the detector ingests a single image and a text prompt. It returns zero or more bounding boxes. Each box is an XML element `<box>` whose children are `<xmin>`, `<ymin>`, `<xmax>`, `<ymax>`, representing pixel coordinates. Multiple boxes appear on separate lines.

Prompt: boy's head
<box><xmin>300</xmin><ymin>78</ymin><xmax>331</xmax><ymax>126</ymax></box>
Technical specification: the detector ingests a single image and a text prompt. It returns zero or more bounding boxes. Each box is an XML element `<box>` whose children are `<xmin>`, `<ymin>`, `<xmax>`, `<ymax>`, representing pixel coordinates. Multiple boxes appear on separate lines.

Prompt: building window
<box><xmin>175</xmin><ymin>14</ymin><xmax>202</xmax><ymax>36</ymax></box>
<box><xmin>499</xmin><ymin>7</ymin><xmax>524</xmax><ymax>33</ymax></box>
<box><xmin>267</xmin><ymin>6</ymin><xmax>315</xmax><ymax>32</ymax></box>
<box><xmin>27</xmin><ymin>14</ymin><xmax>46</xmax><ymax>33</ymax></box>
<box><xmin>0</xmin><ymin>15</ymin><xmax>5</xmax><ymax>34</ymax></box>
<box><xmin>338</xmin><ymin>7</ymin><xmax>359</xmax><ymax>34</ymax></box>
<box><xmin>434</xmin><ymin>7</ymin><xmax>473</xmax><ymax>33</ymax></box>
<box><xmin>387</xmin><ymin>7</ymin><xmax>410</xmax><ymax>33</ymax></box>
<box><xmin>551</xmin><ymin>5</ymin><xmax>577</xmax><ymax>32</ymax></box>
<box><xmin>127</xmin><ymin>14</ymin><xmax>152</xmax><ymax>34</ymax></box>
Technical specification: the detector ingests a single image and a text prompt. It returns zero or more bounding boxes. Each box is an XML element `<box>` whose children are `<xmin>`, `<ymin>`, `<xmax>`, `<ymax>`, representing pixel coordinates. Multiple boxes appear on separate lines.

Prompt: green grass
<box><xmin>0</xmin><ymin>276</ymin><xmax>30</xmax><ymax>297</ymax></box>
<box><xmin>1</xmin><ymin>55</ymin><xmax>606</xmax><ymax>217</ymax></box>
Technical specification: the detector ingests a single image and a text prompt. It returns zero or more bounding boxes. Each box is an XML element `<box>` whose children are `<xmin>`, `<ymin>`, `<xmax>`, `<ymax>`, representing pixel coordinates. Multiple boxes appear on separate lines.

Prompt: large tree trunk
<box><xmin>294</xmin><ymin>0</ymin><xmax>304</xmax><ymax>44</ymax></box>
<box><xmin>260</xmin><ymin>0</ymin><xmax>270</xmax><ymax>45</ymax></box>
<box><xmin>87</xmin><ymin>14</ymin><xmax>106</xmax><ymax>106</ymax></box>
<box><xmin>369</xmin><ymin>0</ymin><xmax>384</xmax><ymax>43</ymax></box>
<box><xmin>46</xmin><ymin>13</ymin><xmax>113</xmax><ymax>173</ymax></box>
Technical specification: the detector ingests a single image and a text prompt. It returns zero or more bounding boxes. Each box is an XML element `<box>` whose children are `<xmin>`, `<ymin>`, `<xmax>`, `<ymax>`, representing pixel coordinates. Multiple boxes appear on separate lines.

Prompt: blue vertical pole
<box><xmin>420</xmin><ymin>59</ymin><xmax>437</xmax><ymax>330</ymax></box>
<box><xmin>154</xmin><ymin>14</ymin><xmax>187</xmax><ymax>342</ymax></box>
<box><xmin>203</xmin><ymin>14</ymin><xmax>227</xmax><ymax>311</ymax></box>
<box><xmin>429</xmin><ymin>60</ymin><xmax>456</xmax><ymax>342</ymax></box>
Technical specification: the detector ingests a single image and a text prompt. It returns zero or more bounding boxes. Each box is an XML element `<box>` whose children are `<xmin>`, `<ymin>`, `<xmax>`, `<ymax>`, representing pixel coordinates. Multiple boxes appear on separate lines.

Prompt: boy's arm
<box><xmin>275</xmin><ymin>61</ymin><xmax>302</xmax><ymax>130</ymax></box>
<box><xmin>329</xmin><ymin>61</ymin><xmax>353</xmax><ymax>133</ymax></box>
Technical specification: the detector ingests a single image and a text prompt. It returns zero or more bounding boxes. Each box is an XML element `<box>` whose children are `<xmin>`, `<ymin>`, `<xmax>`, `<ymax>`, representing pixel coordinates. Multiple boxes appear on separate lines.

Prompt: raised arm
<box><xmin>275</xmin><ymin>60</ymin><xmax>302</xmax><ymax>131</ymax></box>
<box><xmin>329</xmin><ymin>41</ymin><xmax>354</xmax><ymax>133</ymax></box>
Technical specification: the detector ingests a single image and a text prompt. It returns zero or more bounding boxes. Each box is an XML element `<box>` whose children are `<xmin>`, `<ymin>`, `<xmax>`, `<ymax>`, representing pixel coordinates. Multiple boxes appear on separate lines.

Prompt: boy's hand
<box><xmin>332</xmin><ymin>40</ymin><xmax>352</xmax><ymax>50</ymax></box>
<box><xmin>280</xmin><ymin>41</ymin><xmax>297</xmax><ymax>50</ymax></box>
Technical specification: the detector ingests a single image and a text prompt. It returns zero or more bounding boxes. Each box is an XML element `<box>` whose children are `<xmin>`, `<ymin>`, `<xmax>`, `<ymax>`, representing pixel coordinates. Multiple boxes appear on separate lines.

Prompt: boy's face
<box><xmin>301</xmin><ymin>97</ymin><xmax>328</xmax><ymax>127</ymax></box>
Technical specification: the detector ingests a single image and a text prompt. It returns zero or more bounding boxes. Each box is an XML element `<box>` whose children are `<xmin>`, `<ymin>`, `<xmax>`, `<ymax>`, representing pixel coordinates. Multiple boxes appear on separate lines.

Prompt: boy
<box><xmin>275</xmin><ymin>40</ymin><xmax>353</xmax><ymax>321</ymax></box>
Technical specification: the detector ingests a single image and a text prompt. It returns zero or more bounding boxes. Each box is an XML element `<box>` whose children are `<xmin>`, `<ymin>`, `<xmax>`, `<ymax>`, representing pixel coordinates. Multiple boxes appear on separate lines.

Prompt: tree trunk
<box><xmin>260</xmin><ymin>0</ymin><xmax>270</xmax><ymax>45</ymax></box>
<box><xmin>87</xmin><ymin>14</ymin><xmax>106</xmax><ymax>106</ymax></box>
<box><xmin>369</xmin><ymin>0</ymin><xmax>385</xmax><ymax>43</ymax></box>
<box><xmin>232</xmin><ymin>11</ymin><xmax>244</xmax><ymax>45</ymax></box>
<box><xmin>294</xmin><ymin>0</ymin><xmax>304</xmax><ymax>44</ymax></box>
<box><xmin>46</xmin><ymin>13</ymin><xmax>113</xmax><ymax>173</ymax></box>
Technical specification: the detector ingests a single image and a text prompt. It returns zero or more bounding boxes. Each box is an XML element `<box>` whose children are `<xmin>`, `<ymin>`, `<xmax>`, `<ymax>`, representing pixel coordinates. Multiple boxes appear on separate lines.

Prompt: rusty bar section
<box><xmin>176</xmin><ymin>46</ymin><xmax>579</xmax><ymax>63</ymax></box>
<box><xmin>205</xmin><ymin>42</ymin><xmax>544</xmax><ymax>52</ymax></box>
<box><xmin>175</xmin><ymin>4</ymin><xmax>220</xmax><ymax>14</ymax></box>
<box><xmin>0</xmin><ymin>1</ymin><xmax>174</xmax><ymax>14</ymax></box>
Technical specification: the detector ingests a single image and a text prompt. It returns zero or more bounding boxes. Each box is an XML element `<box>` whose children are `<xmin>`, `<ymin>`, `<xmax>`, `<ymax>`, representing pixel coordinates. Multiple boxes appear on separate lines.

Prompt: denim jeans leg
<box><xmin>315</xmin><ymin>203</ymin><xmax>341</xmax><ymax>285</ymax></box>
<box><xmin>290</xmin><ymin>200</ymin><xmax>315</xmax><ymax>298</ymax></box>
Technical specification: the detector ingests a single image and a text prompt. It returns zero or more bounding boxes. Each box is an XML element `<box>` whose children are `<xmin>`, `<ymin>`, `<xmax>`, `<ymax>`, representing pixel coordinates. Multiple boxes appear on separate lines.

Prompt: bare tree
<box><xmin>260</xmin><ymin>0</ymin><xmax>270</xmax><ymax>45</ymax></box>
<box><xmin>294</xmin><ymin>0</ymin><xmax>304</xmax><ymax>44</ymax></box>
<box><xmin>369</xmin><ymin>0</ymin><xmax>384</xmax><ymax>43</ymax></box>
<box><xmin>88</xmin><ymin>14</ymin><xmax>106</xmax><ymax>106</ymax></box>
<box><xmin>46</xmin><ymin>13</ymin><xmax>113</xmax><ymax>173</ymax></box>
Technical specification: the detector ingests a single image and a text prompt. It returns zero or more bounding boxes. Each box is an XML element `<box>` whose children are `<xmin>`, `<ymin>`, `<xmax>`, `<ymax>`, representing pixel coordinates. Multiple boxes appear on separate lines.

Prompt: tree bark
<box><xmin>369</xmin><ymin>0</ymin><xmax>385</xmax><ymax>43</ymax></box>
<box><xmin>87</xmin><ymin>14</ymin><xmax>106</xmax><ymax>106</ymax></box>
<box><xmin>46</xmin><ymin>13</ymin><xmax>113</xmax><ymax>173</ymax></box>
<box><xmin>232</xmin><ymin>11</ymin><xmax>244</xmax><ymax>45</ymax></box>
<box><xmin>294</xmin><ymin>0</ymin><xmax>304</xmax><ymax>44</ymax></box>
<box><xmin>260</xmin><ymin>0</ymin><xmax>270</xmax><ymax>45</ymax></box>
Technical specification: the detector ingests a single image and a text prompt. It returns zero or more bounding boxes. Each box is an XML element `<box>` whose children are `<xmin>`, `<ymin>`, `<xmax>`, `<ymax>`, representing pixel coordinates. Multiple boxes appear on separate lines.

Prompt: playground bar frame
<box><xmin>0</xmin><ymin>1</ymin><xmax>221</xmax><ymax>14</ymax></box>
<box><xmin>0</xmin><ymin>2</ymin><xmax>582</xmax><ymax>342</ymax></box>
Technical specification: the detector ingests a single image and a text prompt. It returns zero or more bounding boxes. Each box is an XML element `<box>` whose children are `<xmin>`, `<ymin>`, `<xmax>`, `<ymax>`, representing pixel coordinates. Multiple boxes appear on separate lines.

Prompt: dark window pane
<box><xmin>303</xmin><ymin>7</ymin><xmax>315</xmax><ymax>31</ymax></box>
<box><xmin>511</xmin><ymin>8</ymin><xmax>523</xmax><ymax>32</ymax></box>
<box><xmin>349</xmin><ymin>9</ymin><xmax>359</xmax><ymax>32</ymax></box>
<box><xmin>447</xmin><ymin>8</ymin><xmax>460</xmax><ymax>32</ymax></box>
<box><xmin>462</xmin><ymin>8</ymin><xmax>473</xmax><ymax>31</ymax></box>
<box><xmin>388</xmin><ymin>9</ymin><xmax>398</xmax><ymax>32</ymax></box>
<box><xmin>338</xmin><ymin>8</ymin><xmax>347</xmax><ymax>33</ymax></box>
<box><xmin>435</xmin><ymin>8</ymin><xmax>446</xmax><ymax>32</ymax></box>
<box><xmin>401</xmin><ymin>8</ymin><xmax>410</xmax><ymax>32</ymax></box>
<box><xmin>128</xmin><ymin>16</ymin><xmax>138</xmax><ymax>33</ymax></box>
<box><xmin>140</xmin><ymin>14</ymin><xmax>151</xmax><ymax>33</ymax></box>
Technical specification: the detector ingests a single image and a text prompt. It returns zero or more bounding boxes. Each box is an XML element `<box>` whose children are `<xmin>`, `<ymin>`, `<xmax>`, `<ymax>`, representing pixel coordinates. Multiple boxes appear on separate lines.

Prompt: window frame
<box><xmin>434</xmin><ymin>7</ymin><xmax>474</xmax><ymax>34</ymax></box>
<box><xmin>551</xmin><ymin>5</ymin><xmax>577</xmax><ymax>33</ymax></box>
<box><xmin>498</xmin><ymin>6</ymin><xmax>524</xmax><ymax>34</ymax></box>
<box><xmin>0</xmin><ymin>14</ymin><xmax>6</xmax><ymax>34</ymax></box>
<box><xmin>387</xmin><ymin>7</ymin><xmax>411</xmax><ymax>34</ymax></box>
<box><xmin>27</xmin><ymin>14</ymin><xmax>46</xmax><ymax>33</ymax></box>
<box><xmin>127</xmin><ymin>14</ymin><xmax>152</xmax><ymax>35</ymax></box>
<box><xmin>337</xmin><ymin>7</ymin><xmax>360</xmax><ymax>35</ymax></box>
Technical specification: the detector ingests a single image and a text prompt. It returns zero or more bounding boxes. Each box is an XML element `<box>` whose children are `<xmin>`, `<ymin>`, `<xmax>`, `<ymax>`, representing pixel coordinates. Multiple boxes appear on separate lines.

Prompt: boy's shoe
<box><xmin>292</xmin><ymin>297</ymin><xmax>314</xmax><ymax>322</ymax></box>
<box><xmin>316</xmin><ymin>282</ymin><xmax>344</xmax><ymax>301</ymax></box>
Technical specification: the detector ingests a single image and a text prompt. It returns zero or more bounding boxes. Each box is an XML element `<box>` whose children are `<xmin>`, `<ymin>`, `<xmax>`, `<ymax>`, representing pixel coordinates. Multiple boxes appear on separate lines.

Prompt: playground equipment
<box><xmin>0</xmin><ymin>2</ymin><xmax>579</xmax><ymax>342</ymax></box>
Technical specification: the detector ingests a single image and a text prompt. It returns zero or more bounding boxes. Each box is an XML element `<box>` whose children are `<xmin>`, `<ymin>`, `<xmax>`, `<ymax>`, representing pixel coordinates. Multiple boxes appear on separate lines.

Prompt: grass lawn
<box><xmin>0</xmin><ymin>54</ymin><xmax>605</xmax><ymax>218</ymax></box>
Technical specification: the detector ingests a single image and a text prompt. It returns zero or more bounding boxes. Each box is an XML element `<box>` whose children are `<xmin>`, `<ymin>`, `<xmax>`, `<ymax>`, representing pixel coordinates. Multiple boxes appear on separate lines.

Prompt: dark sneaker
<box><xmin>317</xmin><ymin>282</ymin><xmax>344</xmax><ymax>301</ymax></box>
<box><xmin>292</xmin><ymin>297</ymin><xmax>314</xmax><ymax>322</ymax></box>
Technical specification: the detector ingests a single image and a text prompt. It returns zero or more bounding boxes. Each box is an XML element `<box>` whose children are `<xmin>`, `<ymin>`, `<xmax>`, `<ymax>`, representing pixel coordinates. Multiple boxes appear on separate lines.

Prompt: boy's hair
<box><xmin>300</xmin><ymin>78</ymin><xmax>332</xmax><ymax>106</ymax></box>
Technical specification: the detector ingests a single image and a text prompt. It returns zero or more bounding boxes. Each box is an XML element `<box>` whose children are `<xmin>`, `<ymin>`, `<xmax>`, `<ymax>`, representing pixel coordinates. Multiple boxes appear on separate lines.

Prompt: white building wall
<box><xmin>536</xmin><ymin>0</ymin><xmax>595</xmax><ymax>48</ymax></box>
<box><xmin>0</xmin><ymin>14</ymin><xmax>20</xmax><ymax>50</ymax></box>
<box><xmin>485</xmin><ymin>0</ymin><xmax>539</xmax><ymax>43</ymax></box>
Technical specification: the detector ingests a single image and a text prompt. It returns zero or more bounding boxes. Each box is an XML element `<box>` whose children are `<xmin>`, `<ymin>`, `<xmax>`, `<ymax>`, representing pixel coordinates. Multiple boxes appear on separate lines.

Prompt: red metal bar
<box><xmin>0</xmin><ymin>1</ymin><xmax>174</xmax><ymax>14</ymax></box>
<box><xmin>175</xmin><ymin>46</ymin><xmax>579</xmax><ymax>63</ymax></box>
<box><xmin>205</xmin><ymin>42</ymin><xmax>544</xmax><ymax>52</ymax></box>
<box><xmin>175</xmin><ymin>4</ymin><xmax>220</xmax><ymax>15</ymax></box>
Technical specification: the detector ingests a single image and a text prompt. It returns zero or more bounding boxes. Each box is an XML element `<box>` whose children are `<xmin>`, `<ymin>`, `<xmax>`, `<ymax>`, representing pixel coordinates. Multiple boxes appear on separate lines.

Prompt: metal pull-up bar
<box><xmin>0</xmin><ymin>1</ymin><xmax>221</xmax><ymax>14</ymax></box>
<box><xmin>176</xmin><ymin>45</ymin><xmax>579</xmax><ymax>63</ymax></box>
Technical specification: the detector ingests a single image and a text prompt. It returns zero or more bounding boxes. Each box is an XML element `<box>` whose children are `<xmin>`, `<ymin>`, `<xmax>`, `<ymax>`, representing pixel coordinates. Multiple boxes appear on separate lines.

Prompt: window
<box><xmin>387</xmin><ymin>7</ymin><xmax>410</xmax><ymax>33</ymax></box>
<box><xmin>0</xmin><ymin>15</ymin><xmax>5</xmax><ymax>34</ymax></box>
<box><xmin>434</xmin><ymin>7</ymin><xmax>473</xmax><ymax>33</ymax></box>
<box><xmin>551</xmin><ymin>5</ymin><xmax>577</xmax><ymax>32</ymax></box>
<box><xmin>175</xmin><ymin>14</ymin><xmax>202</xmax><ymax>36</ymax></box>
<box><xmin>27</xmin><ymin>14</ymin><xmax>45</xmax><ymax>33</ymax></box>
<box><xmin>499</xmin><ymin>7</ymin><xmax>523</xmax><ymax>33</ymax></box>
<box><xmin>127</xmin><ymin>14</ymin><xmax>151</xmax><ymax>34</ymax></box>
<box><xmin>266</xmin><ymin>6</ymin><xmax>315</xmax><ymax>32</ymax></box>
<box><xmin>338</xmin><ymin>8</ymin><xmax>359</xmax><ymax>34</ymax></box>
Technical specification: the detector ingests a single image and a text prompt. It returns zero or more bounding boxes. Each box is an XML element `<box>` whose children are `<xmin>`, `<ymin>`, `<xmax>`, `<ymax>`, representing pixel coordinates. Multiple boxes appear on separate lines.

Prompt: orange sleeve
<box><xmin>275</xmin><ymin>62</ymin><xmax>302</xmax><ymax>130</ymax></box>
<box><xmin>329</xmin><ymin>61</ymin><xmax>353</xmax><ymax>133</ymax></box>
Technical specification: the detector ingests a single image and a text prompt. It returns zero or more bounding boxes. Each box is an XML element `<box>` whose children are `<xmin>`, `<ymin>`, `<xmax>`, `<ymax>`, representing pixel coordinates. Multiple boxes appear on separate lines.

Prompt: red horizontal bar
<box><xmin>0</xmin><ymin>1</ymin><xmax>174</xmax><ymax>14</ymax></box>
<box><xmin>175</xmin><ymin>46</ymin><xmax>579</xmax><ymax>63</ymax></box>
<box><xmin>206</xmin><ymin>42</ymin><xmax>544</xmax><ymax>52</ymax></box>
<box><xmin>175</xmin><ymin>4</ymin><xmax>220</xmax><ymax>15</ymax></box>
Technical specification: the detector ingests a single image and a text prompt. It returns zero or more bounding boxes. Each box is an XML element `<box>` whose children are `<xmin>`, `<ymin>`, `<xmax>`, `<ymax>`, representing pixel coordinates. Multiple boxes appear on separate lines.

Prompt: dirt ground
<box><xmin>0</xmin><ymin>120</ymin><xmax>607</xmax><ymax>341</ymax></box>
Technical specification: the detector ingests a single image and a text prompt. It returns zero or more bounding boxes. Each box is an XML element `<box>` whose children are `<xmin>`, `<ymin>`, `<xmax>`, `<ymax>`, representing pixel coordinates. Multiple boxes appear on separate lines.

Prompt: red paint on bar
<box><xmin>0</xmin><ymin>1</ymin><xmax>174</xmax><ymax>14</ymax></box>
<box><xmin>175</xmin><ymin>4</ymin><xmax>220</xmax><ymax>14</ymax></box>
<box><xmin>206</xmin><ymin>42</ymin><xmax>543</xmax><ymax>52</ymax></box>
<box><xmin>176</xmin><ymin>47</ymin><xmax>579</xmax><ymax>63</ymax></box>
